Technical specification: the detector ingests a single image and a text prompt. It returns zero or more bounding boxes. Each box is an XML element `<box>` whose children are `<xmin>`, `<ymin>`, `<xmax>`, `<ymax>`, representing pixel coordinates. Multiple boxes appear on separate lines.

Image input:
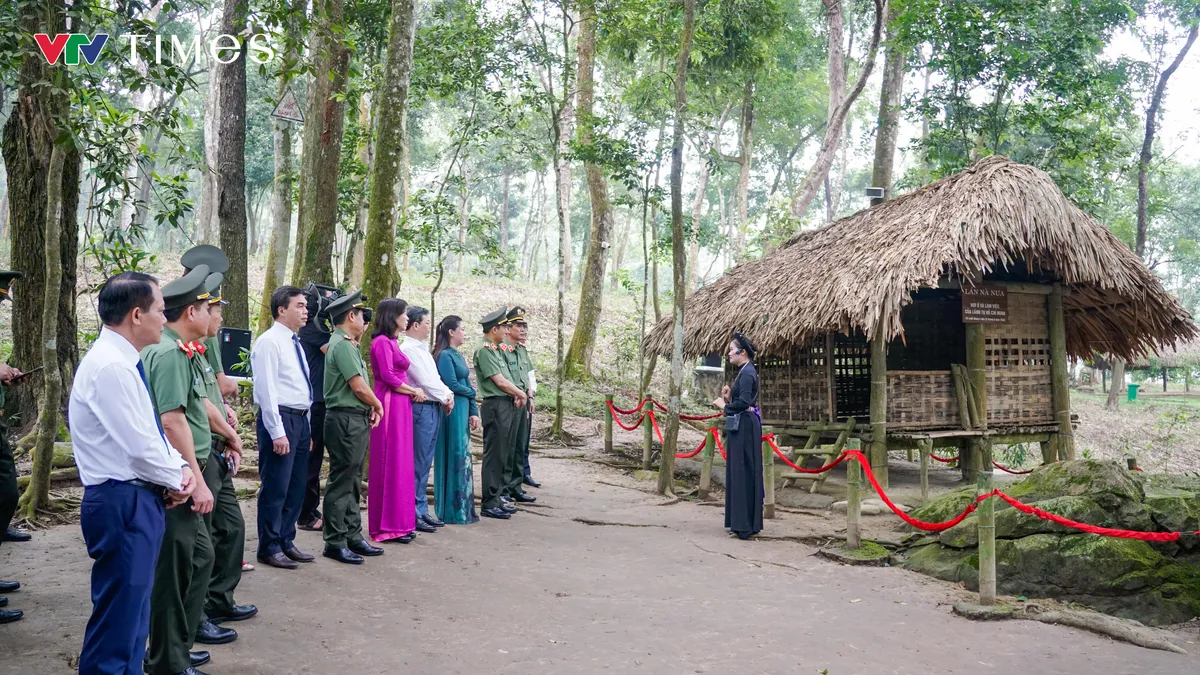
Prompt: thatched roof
<box><xmin>1131</xmin><ymin>339</ymin><xmax>1200</xmax><ymax>369</ymax></box>
<box><xmin>645</xmin><ymin>156</ymin><xmax>1196</xmax><ymax>361</ymax></box>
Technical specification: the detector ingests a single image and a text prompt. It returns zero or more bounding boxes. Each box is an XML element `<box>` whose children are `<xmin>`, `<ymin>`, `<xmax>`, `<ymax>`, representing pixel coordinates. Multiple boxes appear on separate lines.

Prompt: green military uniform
<box><xmin>500</xmin><ymin>309</ymin><xmax>530</xmax><ymax>499</ymax></box>
<box><xmin>142</xmin><ymin>266</ymin><xmax>217</xmax><ymax>675</ymax></box>
<box><xmin>475</xmin><ymin>307</ymin><xmax>520</xmax><ymax>512</ymax></box>
<box><xmin>514</xmin><ymin>335</ymin><xmax>536</xmax><ymax>485</ymax></box>
<box><xmin>322</xmin><ymin>293</ymin><xmax>373</xmax><ymax>550</ymax></box>
<box><xmin>194</xmin><ymin>273</ymin><xmax>246</xmax><ymax>621</ymax></box>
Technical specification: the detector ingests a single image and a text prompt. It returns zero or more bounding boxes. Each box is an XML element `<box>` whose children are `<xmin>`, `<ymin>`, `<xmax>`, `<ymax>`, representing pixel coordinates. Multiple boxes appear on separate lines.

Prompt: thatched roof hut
<box><xmin>646</xmin><ymin>156</ymin><xmax>1197</xmax><ymax>486</ymax></box>
<box><xmin>1131</xmin><ymin>339</ymin><xmax>1200</xmax><ymax>369</ymax></box>
<box><xmin>645</xmin><ymin>156</ymin><xmax>1194</xmax><ymax>361</ymax></box>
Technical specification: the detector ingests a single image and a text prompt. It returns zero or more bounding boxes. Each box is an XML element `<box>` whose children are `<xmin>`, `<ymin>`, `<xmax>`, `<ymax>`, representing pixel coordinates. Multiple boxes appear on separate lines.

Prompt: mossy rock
<box><xmin>938</xmin><ymin>496</ymin><xmax>1111</xmax><ymax>549</ymax></box>
<box><xmin>1144</xmin><ymin>477</ymin><xmax>1200</xmax><ymax>550</ymax></box>
<box><xmin>819</xmin><ymin>540</ymin><xmax>891</xmax><ymax>566</ymax></box>
<box><xmin>1003</xmin><ymin>460</ymin><xmax>1145</xmax><ymax>511</ymax></box>
<box><xmin>899</xmin><ymin>543</ymin><xmax>977</xmax><ymax>585</ymax></box>
<box><xmin>908</xmin><ymin>485</ymin><xmax>979</xmax><ymax>525</ymax></box>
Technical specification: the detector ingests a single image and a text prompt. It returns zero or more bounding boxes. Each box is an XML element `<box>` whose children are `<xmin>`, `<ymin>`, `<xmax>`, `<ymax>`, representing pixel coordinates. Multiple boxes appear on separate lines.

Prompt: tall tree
<box><xmin>657</xmin><ymin>0</ymin><xmax>698</xmax><ymax>497</ymax></box>
<box><xmin>363</xmin><ymin>0</ymin><xmax>417</xmax><ymax>314</ymax></box>
<box><xmin>562</xmin><ymin>0</ymin><xmax>615</xmax><ymax>380</ymax></box>
<box><xmin>869</xmin><ymin>1</ymin><xmax>905</xmax><ymax>201</ymax></box>
<box><xmin>217</xmin><ymin>0</ymin><xmax>251</xmax><ymax>328</ymax></box>
<box><xmin>787</xmin><ymin>0</ymin><xmax>884</xmax><ymax>221</ymax></box>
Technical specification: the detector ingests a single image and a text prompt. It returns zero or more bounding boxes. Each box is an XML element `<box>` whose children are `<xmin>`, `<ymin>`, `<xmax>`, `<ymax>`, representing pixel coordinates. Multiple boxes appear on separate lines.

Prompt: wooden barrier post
<box><xmin>762</xmin><ymin>436</ymin><xmax>776</xmax><ymax>519</ymax></box>
<box><xmin>641</xmin><ymin>402</ymin><xmax>653</xmax><ymax>470</ymax></box>
<box><xmin>869</xmin><ymin>330</ymin><xmax>889</xmax><ymax>488</ymax></box>
<box><xmin>964</xmin><ymin>322</ymin><xmax>987</xmax><ymax>483</ymax></box>
<box><xmin>977</xmin><ymin>440</ymin><xmax>996</xmax><ymax>605</ymax></box>
<box><xmin>918</xmin><ymin>438</ymin><xmax>931</xmax><ymax>502</ymax></box>
<box><xmin>846</xmin><ymin>438</ymin><xmax>862</xmax><ymax>549</ymax></box>
<box><xmin>604</xmin><ymin>394</ymin><xmax>613</xmax><ymax>454</ymax></box>
<box><xmin>698</xmin><ymin>431</ymin><xmax>714</xmax><ymax>499</ymax></box>
<box><xmin>1048</xmin><ymin>284</ymin><xmax>1075</xmax><ymax>460</ymax></box>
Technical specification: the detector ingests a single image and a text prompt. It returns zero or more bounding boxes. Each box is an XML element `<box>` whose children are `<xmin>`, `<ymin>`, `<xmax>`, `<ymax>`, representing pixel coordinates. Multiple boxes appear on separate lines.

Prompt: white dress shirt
<box><xmin>251</xmin><ymin>321</ymin><xmax>313</xmax><ymax>440</ymax></box>
<box><xmin>68</xmin><ymin>328</ymin><xmax>188</xmax><ymax>490</ymax></box>
<box><xmin>400</xmin><ymin>335</ymin><xmax>452</xmax><ymax>404</ymax></box>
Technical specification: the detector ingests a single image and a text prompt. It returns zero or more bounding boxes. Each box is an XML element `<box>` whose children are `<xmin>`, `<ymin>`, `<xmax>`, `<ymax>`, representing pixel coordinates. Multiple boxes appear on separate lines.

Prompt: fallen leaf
<box><xmin>850</xmin><ymin>598</ymin><xmax>862</xmax><ymax>604</ymax></box>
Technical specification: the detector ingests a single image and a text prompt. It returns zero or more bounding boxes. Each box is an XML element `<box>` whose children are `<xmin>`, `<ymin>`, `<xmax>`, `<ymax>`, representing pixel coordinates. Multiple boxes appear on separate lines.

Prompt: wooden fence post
<box><xmin>604</xmin><ymin>394</ymin><xmax>613</xmax><ymax>454</ymax></box>
<box><xmin>977</xmin><ymin>441</ymin><xmax>996</xmax><ymax>605</ymax></box>
<box><xmin>762</xmin><ymin>436</ymin><xmax>776</xmax><ymax>519</ymax></box>
<box><xmin>641</xmin><ymin>402</ymin><xmax>653</xmax><ymax>470</ymax></box>
<box><xmin>698</xmin><ymin>431</ymin><xmax>714</xmax><ymax>499</ymax></box>
<box><xmin>918</xmin><ymin>438</ymin><xmax>931</xmax><ymax>502</ymax></box>
<box><xmin>1048</xmin><ymin>284</ymin><xmax>1075</xmax><ymax>460</ymax></box>
<box><xmin>846</xmin><ymin>438</ymin><xmax>862</xmax><ymax>549</ymax></box>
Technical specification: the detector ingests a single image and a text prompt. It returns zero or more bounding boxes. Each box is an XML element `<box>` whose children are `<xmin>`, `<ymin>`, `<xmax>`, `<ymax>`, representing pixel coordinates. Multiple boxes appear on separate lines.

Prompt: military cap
<box><xmin>0</xmin><ymin>270</ymin><xmax>23</xmax><ymax>300</ymax></box>
<box><xmin>161</xmin><ymin>264</ymin><xmax>212</xmax><ymax>311</ymax></box>
<box><xmin>327</xmin><ymin>290</ymin><xmax>367</xmax><ymax>324</ymax></box>
<box><xmin>503</xmin><ymin>305</ymin><xmax>527</xmax><ymax>326</ymax></box>
<box><xmin>481</xmin><ymin>306</ymin><xmax>508</xmax><ymax>333</ymax></box>
<box><xmin>181</xmin><ymin>245</ymin><xmax>229</xmax><ymax>275</ymax></box>
<box><xmin>204</xmin><ymin>272</ymin><xmax>228</xmax><ymax>306</ymax></box>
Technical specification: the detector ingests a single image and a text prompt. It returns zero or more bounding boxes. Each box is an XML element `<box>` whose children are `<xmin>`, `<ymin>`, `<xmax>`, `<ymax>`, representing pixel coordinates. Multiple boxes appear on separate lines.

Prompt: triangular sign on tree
<box><xmin>271</xmin><ymin>88</ymin><xmax>304</xmax><ymax>123</ymax></box>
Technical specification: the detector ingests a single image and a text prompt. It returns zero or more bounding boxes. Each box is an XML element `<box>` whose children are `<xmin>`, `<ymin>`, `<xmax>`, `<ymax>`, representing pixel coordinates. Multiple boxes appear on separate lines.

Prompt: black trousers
<box><xmin>0</xmin><ymin>433</ymin><xmax>16</xmax><ymax>541</ymax></box>
<box><xmin>299</xmin><ymin>401</ymin><xmax>327</xmax><ymax>525</ymax></box>
<box><xmin>480</xmin><ymin>398</ymin><xmax>518</xmax><ymax>511</ymax></box>
<box><xmin>256</xmin><ymin>410</ymin><xmax>311</xmax><ymax>557</ymax></box>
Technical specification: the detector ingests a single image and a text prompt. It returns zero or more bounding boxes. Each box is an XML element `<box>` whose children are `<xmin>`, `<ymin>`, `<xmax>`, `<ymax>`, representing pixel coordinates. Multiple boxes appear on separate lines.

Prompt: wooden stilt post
<box><xmin>846</xmin><ymin>438</ymin><xmax>862</xmax><ymax>549</ymax></box>
<box><xmin>964</xmin><ymin>322</ymin><xmax>987</xmax><ymax>483</ymax></box>
<box><xmin>918</xmin><ymin>438</ymin><xmax>931</xmax><ymax>502</ymax></box>
<box><xmin>1040</xmin><ymin>438</ymin><xmax>1056</xmax><ymax>466</ymax></box>
<box><xmin>869</xmin><ymin>328</ymin><xmax>889</xmax><ymax>488</ymax></box>
<box><xmin>1048</xmin><ymin>284</ymin><xmax>1075</xmax><ymax>460</ymax></box>
<box><xmin>604</xmin><ymin>394</ymin><xmax>613</xmax><ymax>454</ymax></box>
<box><xmin>977</xmin><ymin>440</ymin><xmax>996</xmax><ymax>605</ymax></box>
<box><xmin>641</xmin><ymin>401</ymin><xmax>653</xmax><ymax>470</ymax></box>
<box><xmin>698</xmin><ymin>431</ymin><xmax>714</xmax><ymax>499</ymax></box>
<box><xmin>762</xmin><ymin>437</ymin><xmax>775</xmax><ymax>519</ymax></box>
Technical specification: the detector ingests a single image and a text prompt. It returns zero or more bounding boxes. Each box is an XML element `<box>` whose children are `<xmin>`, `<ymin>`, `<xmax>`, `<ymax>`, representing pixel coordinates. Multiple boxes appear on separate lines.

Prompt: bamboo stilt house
<box><xmin>645</xmin><ymin>156</ymin><xmax>1197</xmax><ymax>485</ymax></box>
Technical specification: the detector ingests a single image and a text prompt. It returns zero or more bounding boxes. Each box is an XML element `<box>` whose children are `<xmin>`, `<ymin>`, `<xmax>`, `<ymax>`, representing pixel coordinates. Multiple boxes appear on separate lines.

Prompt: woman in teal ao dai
<box><xmin>433</xmin><ymin>315</ymin><xmax>480</xmax><ymax>524</ymax></box>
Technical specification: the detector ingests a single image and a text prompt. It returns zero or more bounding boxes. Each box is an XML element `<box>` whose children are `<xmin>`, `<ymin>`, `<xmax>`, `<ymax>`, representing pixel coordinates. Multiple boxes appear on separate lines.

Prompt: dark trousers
<box><xmin>299</xmin><ymin>401</ymin><xmax>327</xmax><ymax>525</ymax></box>
<box><xmin>147</xmin><ymin>491</ymin><xmax>214</xmax><ymax>675</ymax></box>
<box><xmin>412</xmin><ymin>402</ymin><xmax>441</xmax><ymax>518</ymax></box>
<box><xmin>322</xmin><ymin>408</ymin><xmax>370</xmax><ymax>549</ymax></box>
<box><xmin>256</xmin><ymin>410</ymin><xmax>311</xmax><ymax>557</ymax></box>
<box><xmin>480</xmin><ymin>397</ymin><xmax>518</xmax><ymax>510</ymax></box>
<box><xmin>79</xmin><ymin>481</ymin><xmax>166</xmax><ymax>675</ymax></box>
<box><xmin>0</xmin><ymin>433</ymin><xmax>17</xmax><ymax>544</ymax></box>
<box><xmin>521</xmin><ymin>408</ymin><xmax>534</xmax><ymax>480</ymax></box>
<box><xmin>502</xmin><ymin>404</ymin><xmax>530</xmax><ymax>497</ymax></box>
<box><xmin>202</xmin><ymin>447</ymin><xmax>244</xmax><ymax>616</ymax></box>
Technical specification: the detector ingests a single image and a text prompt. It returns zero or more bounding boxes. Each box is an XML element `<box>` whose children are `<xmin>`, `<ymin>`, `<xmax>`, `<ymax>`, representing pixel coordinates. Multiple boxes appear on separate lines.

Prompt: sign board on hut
<box><xmin>961</xmin><ymin>285</ymin><xmax>1008</xmax><ymax>324</ymax></box>
<box><xmin>271</xmin><ymin>89</ymin><xmax>304</xmax><ymax>124</ymax></box>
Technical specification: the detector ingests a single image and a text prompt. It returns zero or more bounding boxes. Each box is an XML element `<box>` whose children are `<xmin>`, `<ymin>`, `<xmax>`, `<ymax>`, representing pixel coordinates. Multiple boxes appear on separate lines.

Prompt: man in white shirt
<box><xmin>400</xmin><ymin>306</ymin><xmax>453</xmax><ymax>531</ymax></box>
<box><xmin>70</xmin><ymin>272</ymin><xmax>196</xmax><ymax>675</ymax></box>
<box><xmin>250</xmin><ymin>286</ymin><xmax>314</xmax><ymax>570</ymax></box>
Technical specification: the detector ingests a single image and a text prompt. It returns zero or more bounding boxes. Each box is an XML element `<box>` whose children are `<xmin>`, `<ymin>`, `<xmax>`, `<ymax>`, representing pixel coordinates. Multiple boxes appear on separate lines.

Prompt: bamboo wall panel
<box><xmin>984</xmin><ymin>292</ymin><xmax>1054</xmax><ymax>425</ymax></box>
<box><xmin>754</xmin><ymin>338</ymin><xmax>828</xmax><ymax>422</ymax></box>
<box><xmin>886</xmin><ymin>371</ymin><xmax>959</xmax><ymax>428</ymax></box>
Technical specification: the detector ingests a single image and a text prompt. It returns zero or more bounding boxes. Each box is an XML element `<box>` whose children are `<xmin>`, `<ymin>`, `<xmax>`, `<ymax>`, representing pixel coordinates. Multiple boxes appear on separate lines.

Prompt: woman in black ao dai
<box><xmin>712</xmin><ymin>332</ymin><xmax>763</xmax><ymax>539</ymax></box>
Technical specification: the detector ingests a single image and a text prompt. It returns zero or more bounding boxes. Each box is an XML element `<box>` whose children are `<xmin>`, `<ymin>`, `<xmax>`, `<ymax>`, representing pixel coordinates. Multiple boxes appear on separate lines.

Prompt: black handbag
<box><xmin>725</xmin><ymin>413</ymin><xmax>740</xmax><ymax>432</ymax></box>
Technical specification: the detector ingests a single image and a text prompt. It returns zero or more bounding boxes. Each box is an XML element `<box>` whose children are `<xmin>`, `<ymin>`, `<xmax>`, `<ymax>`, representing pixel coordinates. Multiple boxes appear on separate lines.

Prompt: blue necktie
<box><xmin>136</xmin><ymin>360</ymin><xmax>170</xmax><ymax>451</ymax></box>
<box><xmin>293</xmin><ymin>334</ymin><xmax>314</xmax><ymax>401</ymax></box>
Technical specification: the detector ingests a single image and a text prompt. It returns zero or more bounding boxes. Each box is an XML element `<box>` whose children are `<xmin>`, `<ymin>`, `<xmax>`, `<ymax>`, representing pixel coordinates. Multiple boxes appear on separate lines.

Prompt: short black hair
<box><xmin>271</xmin><ymin>285</ymin><xmax>305</xmax><ymax>319</ymax></box>
<box><xmin>98</xmin><ymin>272</ymin><xmax>159</xmax><ymax>326</ymax></box>
<box><xmin>164</xmin><ymin>300</ymin><xmax>207</xmax><ymax>324</ymax></box>
<box><xmin>405</xmin><ymin>305</ymin><xmax>429</xmax><ymax>329</ymax></box>
<box><xmin>372</xmin><ymin>298</ymin><xmax>409</xmax><ymax>340</ymax></box>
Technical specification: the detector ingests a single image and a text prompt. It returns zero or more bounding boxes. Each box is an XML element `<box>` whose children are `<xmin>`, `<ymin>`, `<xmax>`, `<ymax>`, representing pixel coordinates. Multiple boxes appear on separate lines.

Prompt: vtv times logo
<box><xmin>34</xmin><ymin>33</ymin><xmax>276</xmax><ymax>66</ymax></box>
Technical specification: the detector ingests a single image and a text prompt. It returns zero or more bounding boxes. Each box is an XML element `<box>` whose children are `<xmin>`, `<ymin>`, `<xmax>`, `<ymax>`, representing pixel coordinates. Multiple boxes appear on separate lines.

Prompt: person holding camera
<box><xmin>249</xmin><ymin>286</ymin><xmax>315</xmax><ymax>571</ymax></box>
<box><xmin>69</xmin><ymin>271</ymin><xmax>197</xmax><ymax>672</ymax></box>
<box><xmin>0</xmin><ymin>270</ymin><xmax>28</xmax><ymax>625</ymax></box>
<box><xmin>321</xmin><ymin>291</ymin><xmax>386</xmax><ymax>564</ymax></box>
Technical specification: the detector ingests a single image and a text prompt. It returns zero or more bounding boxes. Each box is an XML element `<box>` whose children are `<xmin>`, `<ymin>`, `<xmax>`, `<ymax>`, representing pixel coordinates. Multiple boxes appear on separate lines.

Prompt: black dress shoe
<box><xmin>0</xmin><ymin>596</ymin><xmax>6</xmax><ymax>607</ymax></box>
<box><xmin>500</xmin><ymin>495</ymin><xmax>514</xmax><ymax>504</ymax></box>
<box><xmin>179</xmin><ymin>668</ymin><xmax>209</xmax><ymax>675</ymax></box>
<box><xmin>387</xmin><ymin>532</ymin><xmax>416</xmax><ymax>544</ymax></box>
<box><xmin>323</xmin><ymin>546</ymin><xmax>364</xmax><ymax>565</ymax></box>
<box><xmin>0</xmin><ymin>608</ymin><xmax>21</xmax><ymax>624</ymax></box>
<box><xmin>422</xmin><ymin>514</ymin><xmax>445</xmax><ymax>528</ymax></box>
<box><xmin>190</xmin><ymin>651</ymin><xmax>211</xmax><ymax>667</ymax></box>
<box><xmin>3</xmin><ymin>527</ymin><xmax>31</xmax><ymax>542</ymax></box>
<box><xmin>523</xmin><ymin>477</ymin><xmax>541</xmax><ymax>488</ymax></box>
<box><xmin>195</xmin><ymin>619</ymin><xmax>237</xmax><ymax>645</ymax></box>
<box><xmin>208</xmin><ymin>604</ymin><xmax>258</xmax><ymax>623</ymax></box>
<box><xmin>499</xmin><ymin>502</ymin><xmax>517</xmax><ymax>513</ymax></box>
<box><xmin>415</xmin><ymin>521</ymin><xmax>437</xmax><ymax>533</ymax></box>
<box><xmin>513</xmin><ymin>493</ymin><xmax>536</xmax><ymax>503</ymax></box>
<box><xmin>348</xmin><ymin>540</ymin><xmax>384</xmax><ymax>557</ymax></box>
<box><xmin>283</xmin><ymin>546</ymin><xmax>315</xmax><ymax>563</ymax></box>
<box><xmin>481</xmin><ymin>507</ymin><xmax>511</xmax><ymax>520</ymax></box>
<box><xmin>257</xmin><ymin>552</ymin><xmax>299</xmax><ymax>570</ymax></box>
<box><xmin>0</xmin><ymin>580</ymin><xmax>18</xmax><ymax>593</ymax></box>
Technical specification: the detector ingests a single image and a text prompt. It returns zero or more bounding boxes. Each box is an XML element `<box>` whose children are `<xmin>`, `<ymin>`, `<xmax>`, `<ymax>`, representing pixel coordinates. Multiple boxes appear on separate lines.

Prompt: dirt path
<box><xmin>2</xmin><ymin>438</ymin><xmax>1198</xmax><ymax>674</ymax></box>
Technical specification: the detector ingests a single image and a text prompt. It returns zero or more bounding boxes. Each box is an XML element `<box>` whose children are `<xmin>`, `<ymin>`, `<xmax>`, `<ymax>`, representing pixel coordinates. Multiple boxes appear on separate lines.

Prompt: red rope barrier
<box><xmin>992</xmin><ymin>491</ymin><xmax>1196</xmax><ymax>541</ymax></box>
<box><xmin>648</xmin><ymin>410</ymin><xmax>663</xmax><ymax>445</ymax></box>
<box><xmin>929</xmin><ymin>453</ymin><xmax>959</xmax><ymax>464</ymax></box>
<box><xmin>681</xmin><ymin>411</ymin><xmax>723</xmax><ymax>421</ymax></box>
<box><xmin>611</xmin><ymin>397</ymin><xmax>711</xmax><ymax>419</ymax></box>
<box><xmin>715</xmin><ymin>432</ymin><xmax>726</xmax><ymax>460</ymax></box>
<box><xmin>847</xmin><ymin>450</ymin><xmax>989</xmax><ymax>531</ymax></box>
<box><xmin>765</xmin><ymin>434</ymin><xmax>849</xmax><ymax>474</ymax></box>
<box><xmin>609</xmin><ymin>398</ymin><xmax>655</xmax><ymax>415</ymax></box>
<box><xmin>992</xmin><ymin>460</ymin><xmax>1034</xmax><ymax>475</ymax></box>
<box><xmin>676</xmin><ymin>427</ymin><xmax>720</xmax><ymax>459</ymax></box>
<box><xmin>606</xmin><ymin>401</ymin><xmax>647</xmax><ymax>431</ymax></box>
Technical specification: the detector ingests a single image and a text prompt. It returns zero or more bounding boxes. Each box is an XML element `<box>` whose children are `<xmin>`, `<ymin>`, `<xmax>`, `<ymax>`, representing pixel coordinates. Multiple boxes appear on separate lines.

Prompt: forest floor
<box><xmin>2</xmin><ymin>413</ymin><xmax>1199</xmax><ymax>675</ymax></box>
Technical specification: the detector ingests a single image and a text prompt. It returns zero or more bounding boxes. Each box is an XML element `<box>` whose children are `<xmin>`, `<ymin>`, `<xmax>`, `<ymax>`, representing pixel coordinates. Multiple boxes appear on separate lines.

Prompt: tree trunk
<box><xmin>1106</xmin><ymin>359</ymin><xmax>1125</xmax><ymax>410</ymax></box>
<box><xmin>1136</xmin><ymin>12</ymin><xmax>1197</xmax><ymax>259</ymax></box>
<box><xmin>297</xmin><ymin>0</ymin><xmax>351</xmax><ymax>286</ymax></box>
<box><xmin>563</xmin><ymin>0</ymin><xmax>615</xmax><ymax>381</ymax></box>
<box><xmin>609</xmin><ymin>212</ymin><xmax>628</xmax><ymax>290</ymax></box>
<box><xmin>2</xmin><ymin>3</ymin><xmax>79</xmax><ymax>429</ymax></box>
<box><xmin>500</xmin><ymin>168</ymin><xmax>510</xmax><ymax>252</ymax></box>
<box><xmin>346</xmin><ymin>90</ymin><xmax>374</xmax><ymax>287</ymax></box>
<box><xmin>728</xmin><ymin>80</ymin><xmax>754</xmax><ymax>262</ymax></box>
<box><xmin>216</xmin><ymin>0</ymin><xmax>250</xmax><ymax>328</ymax></box>
<box><xmin>870</xmin><ymin>2</ymin><xmax>905</xmax><ymax>203</ymax></box>
<box><xmin>457</xmin><ymin>176</ymin><xmax>469</xmax><ymax>274</ymax></box>
<box><xmin>657</xmin><ymin>0</ymin><xmax>697</xmax><ymax>497</ymax></box>
<box><xmin>649</xmin><ymin>115</ymin><xmax>667</xmax><ymax>322</ymax></box>
<box><xmin>199</xmin><ymin>66</ymin><xmax>222</xmax><ymax>244</ymax></box>
<box><xmin>17</xmin><ymin>142</ymin><xmax>65</xmax><ymax>520</ymax></box>
<box><xmin>787</xmin><ymin>0</ymin><xmax>885</xmax><ymax>221</ymax></box>
<box><xmin>259</xmin><ymin>116</ymin><xmax>293</xmax><ymax>331</ymax></box>
<box><xmin>550</xmin><ymin>8</ymin><xmax>578</xmax><ymax>439</ymax></box>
